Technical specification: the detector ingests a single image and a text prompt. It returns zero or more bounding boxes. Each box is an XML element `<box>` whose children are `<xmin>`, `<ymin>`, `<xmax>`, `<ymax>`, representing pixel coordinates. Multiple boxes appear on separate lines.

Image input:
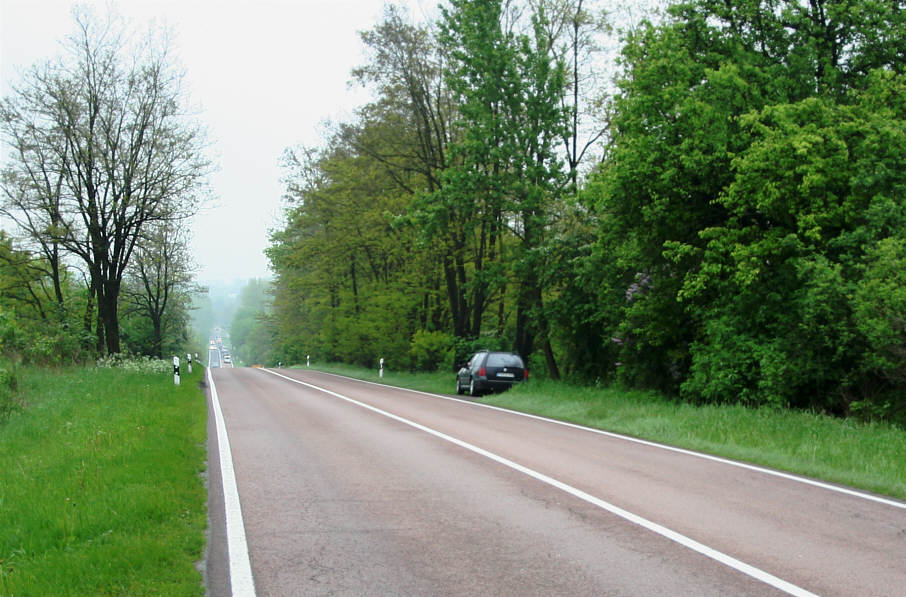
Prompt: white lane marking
<box><xmin>262</xmin><ymin>368</ymin><xmax>819</xmax><ymax>597</ymax></box>
<box><xmin>208</xmin><ymin>368</ymin><xmax>256</xmax><ymax>596</ymax></box>
<box><xmin>301</xmin><ymin>369</ymin><xmax>906</xmax><ymax>511</ymax></box>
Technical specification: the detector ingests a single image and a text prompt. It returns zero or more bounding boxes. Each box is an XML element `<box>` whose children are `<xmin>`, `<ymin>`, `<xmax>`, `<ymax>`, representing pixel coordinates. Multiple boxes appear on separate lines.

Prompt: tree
<box><xmin>0</xmin><ymin>7</ymin><xmax>210</xmax><ymax>354</ymax></box>
<box><xmin>0</xmin><ymin>231</ymin><xmax>92</xmax><ymax>364</ymax></box>
<box><xmin>680</xmin><ymin>72</ymin><xmax>906</xmax><ymax>415</ymax></box>
<box><xmin>0</xmin><ymin>232</ymin><xmax>53</xmax><ymax>323</ymax></box>
<box><xmin>0</xmin><ymin>129</ymin><xmax>69</xmax><ymax>321</ymax></box>
<box><xmin>121</xmin><ymin>221</ymin><xmax>197</xmax><ymax>357</ymax></box>
<box><xmin>529</xmin><ymin>0</ymin><xmax>613</xmax><ymax>186</ymax></box>
<box><xmin>584</xmin><ymin>0</ymin><xmax>906</xmax><ymax>411</ymax></box>
<box><xmin>270</xmin><ymin>134</ymin><xmax>424</xmax><ymax>368</ymax></box>
<box><xmin>351</xmin><ymin>6</ymin><xmax>481</xmax><ymax>342</ymax></box>
<box><xmin>434</xmin><ymin>0</ymin><xmax>568</xmax><ymax>375</ymax></box>
<box><xmin>352</xmin><ymin>5</ymin><xmax>455</xmax><ymax>195</ymax></box>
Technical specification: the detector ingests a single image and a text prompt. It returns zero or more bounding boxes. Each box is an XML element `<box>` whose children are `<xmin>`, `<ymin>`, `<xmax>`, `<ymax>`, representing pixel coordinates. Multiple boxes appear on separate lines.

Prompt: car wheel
<box><xmin>469</xmin><ymin>378</ymin><xmax>480</xmax><ymax>397</ymax></box>
<box><xmin>456</xmin><ymin>378</ymin><xmax>465</xmax><ymax>395</ymax></box>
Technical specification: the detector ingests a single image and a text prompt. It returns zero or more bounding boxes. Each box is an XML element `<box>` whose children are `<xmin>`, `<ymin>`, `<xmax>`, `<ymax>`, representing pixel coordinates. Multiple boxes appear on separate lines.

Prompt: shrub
<box><xmin>0</xmin><ymin>360</ymin><xmax>19</xmax><ymax>421</ymax></box>
<box><xmin>409</xmin><ymin>330</ymin><xmax>454</xmax><ymax>372</ymax></box>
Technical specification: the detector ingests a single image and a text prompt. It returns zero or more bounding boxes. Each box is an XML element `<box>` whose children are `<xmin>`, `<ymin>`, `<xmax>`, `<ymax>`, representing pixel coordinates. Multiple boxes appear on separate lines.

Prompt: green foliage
<box><xmin>263</xmin><ymin>1</ymin><xmax>906</xmax><ymax>425</ymax></box>
<box><xmin>0</xmin><ymin>359</ymin><xmax>19</xmax><ymax>421</ymax></box>
<box><xmin>673</xmin><ymin>75</ymin><xmax>906</xmax><ymax>416</ymax></box>
<box><xmin>576</xmin><ymin>0</ymin><xmax>906</xmax><ymax>423</ymax></box>
<box><xmin>268</xmin><ymin>114</ymin><xmax>445</xmax><ymax>368</ymax></box>
<box><xmin>850</xmin><ymin>237</ymin><xmax>906</xmax><ymax>421</ymax></box>
<box><xmin>434</xmin><ymin>0</ymin><xmax>567</xmax><ymax>367</ymax></box>
<box><xmin>409</xmin><ymin>330</ymin><xmax>454</xmax><ymax>372</ymax></box>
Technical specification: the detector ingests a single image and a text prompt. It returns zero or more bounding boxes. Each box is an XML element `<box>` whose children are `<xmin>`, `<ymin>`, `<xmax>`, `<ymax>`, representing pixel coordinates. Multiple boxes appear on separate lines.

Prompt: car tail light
<box><xmin>524</xmin><ymin>369</ymin><xmax>529</xmax><ymax>380</ymax></box>
<box><xmin>478</xmin><ymin>367</ymin><xmax>486</xmax><ymax>377</ymax></box>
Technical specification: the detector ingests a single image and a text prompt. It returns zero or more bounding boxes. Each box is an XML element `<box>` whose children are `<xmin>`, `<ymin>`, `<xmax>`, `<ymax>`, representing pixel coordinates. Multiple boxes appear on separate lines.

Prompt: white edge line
<box><xmin>208</xmin><ymin>367</ymin><xmax>256</xmax><ymax>597</ymax></box>
<box><xmin>262</xmin><ymin>368</ymin><xmax>819</xmax><ymax>597</ymax></box>
<box><xmin>286</xmin><ymin>368</ymin><xmax>906</xmax><ymax>511</ymax></box>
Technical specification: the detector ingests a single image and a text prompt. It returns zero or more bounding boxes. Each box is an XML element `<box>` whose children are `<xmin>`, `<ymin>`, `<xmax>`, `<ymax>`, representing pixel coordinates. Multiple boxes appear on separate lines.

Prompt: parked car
<box><xmin>456</xmin><ymin>350</ymin><xmax>527</xmax><ymax>396</ymax></box>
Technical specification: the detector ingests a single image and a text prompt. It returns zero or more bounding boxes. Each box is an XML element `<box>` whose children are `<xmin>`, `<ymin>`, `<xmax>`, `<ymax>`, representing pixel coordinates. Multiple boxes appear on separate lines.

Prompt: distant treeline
<box><xmin>257</xmin><ymin>0</ymin><xmax>906</xmax><ymax>424</ymax></box>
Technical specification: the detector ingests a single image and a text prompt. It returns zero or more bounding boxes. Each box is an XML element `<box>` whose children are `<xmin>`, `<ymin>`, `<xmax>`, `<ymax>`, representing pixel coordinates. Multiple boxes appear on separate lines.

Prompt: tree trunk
<box><xmin>95</xmin><ymin>308</ymin><xmax>105</xmax><ymax>355</ymax></box>
<box><xmin>515</xmin><ymin>299</ymin><xmax>534</xmax><ymax>364</ymax></box>
<box><xmin>50</xmin><ymin>242</ymin><xmax>67</xmax><ymax>323</ymax></box>
<box><xmin>83</xmin><ymin>282</ymin><xmax>95</xmax><ymax>333</ymax></box>
<box><xmin>97</xmin><ymin>278</ymin><xmax>121</xmax><ymax>355</ymax></box>
<box><xmin>151</xmin><ymin>315</ymin><xmax>163</xmax><ymax>358</ymax></box>
<box><xmin>533</xmin><ymin>286</ymin><xmax>560</xmax><ymax>380</ymax></box>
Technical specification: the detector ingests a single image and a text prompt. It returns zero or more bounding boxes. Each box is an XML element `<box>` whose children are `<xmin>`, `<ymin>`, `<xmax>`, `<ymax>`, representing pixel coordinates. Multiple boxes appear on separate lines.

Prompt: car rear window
<box><xmin>486</xmin><ymin>353</ymin><xmax>523</xmax><ymax>368</ymax></box>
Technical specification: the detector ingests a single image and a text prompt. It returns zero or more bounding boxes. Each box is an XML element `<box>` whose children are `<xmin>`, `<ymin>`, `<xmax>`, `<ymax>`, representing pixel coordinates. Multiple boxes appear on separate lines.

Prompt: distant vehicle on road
<box><xmin>223</xmin><ymin>355</ymin><xmax>232</xmax><ymax>364</ymax></box>
<box><xmin>456</xmin><ymin>350</ymin><xmax>527</xmax><ymax>396</ymax></box>
<box><xmin>209</xmin><ymin>346</ymin><xmax>221</xmax><ymax>368</ymax></box>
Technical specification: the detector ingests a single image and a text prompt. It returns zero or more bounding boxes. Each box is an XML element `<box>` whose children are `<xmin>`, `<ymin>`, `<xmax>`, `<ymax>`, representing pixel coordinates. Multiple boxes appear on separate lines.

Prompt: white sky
<box><xmin>1</xmin><ymin>0</ymin><xmax>438</xmax><ymax>284</ymax></box>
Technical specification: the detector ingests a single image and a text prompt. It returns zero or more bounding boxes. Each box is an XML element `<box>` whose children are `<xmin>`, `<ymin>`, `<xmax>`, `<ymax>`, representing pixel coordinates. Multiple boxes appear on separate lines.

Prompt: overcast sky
<box><xmin>1</xmin><ymin>0</ymin><xmax>438</xmax><ymax>284</ymax></box>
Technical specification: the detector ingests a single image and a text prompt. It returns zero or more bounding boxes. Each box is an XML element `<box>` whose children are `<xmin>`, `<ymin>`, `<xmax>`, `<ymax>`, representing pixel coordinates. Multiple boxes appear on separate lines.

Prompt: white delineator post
<box><xmin>379</xmin><ymin>357</ymin><xmax>384</xmax><ymax>378</ymax></box>
<box><xmin>173</xmin><ymin>355</ymin><xmax>180</xmax><ymax>386</ymax></box>
<box><xmin>307</xmin><ymin>355</ymin><xmax>310</xmax><ymax>367</ymax></box>
<box><xmin>187</xmin><ymin>353</ymin><xmax>193</xmax><ymax>374</ymax></box>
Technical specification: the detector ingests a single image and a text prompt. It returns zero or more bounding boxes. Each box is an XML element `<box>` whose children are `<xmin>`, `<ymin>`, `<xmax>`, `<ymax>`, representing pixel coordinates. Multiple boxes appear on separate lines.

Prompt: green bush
<box><xmin>450</xmin><ymin>335</ymin><xmax>509</xmax><ymax>371</ymax></box>
<box><xmin>0</xmin><ymin>360</ymin><xmax>19</xmax><ymax>421</ymax></box>
<box><xmin>409</xmin><ymin>330</ymin><xmax>454</xmax><ymax>371</ymax></box>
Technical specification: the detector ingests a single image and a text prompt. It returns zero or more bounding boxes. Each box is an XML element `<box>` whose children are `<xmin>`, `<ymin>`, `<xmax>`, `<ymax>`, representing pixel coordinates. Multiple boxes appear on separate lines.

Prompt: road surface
<box><xmin>204</xmin><ymin>367</ymin><xmax>906</xmax><ymax>596</ymax></box>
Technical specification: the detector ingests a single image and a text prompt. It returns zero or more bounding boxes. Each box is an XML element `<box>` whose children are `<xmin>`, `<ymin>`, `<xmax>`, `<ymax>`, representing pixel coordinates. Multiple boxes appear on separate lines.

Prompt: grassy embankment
<box><xmin>302</xmin><ymin>362</ymin><xmax>906</xmax><ymax>501</ymax></box>
<box><xmin>0</xmin><ymin>363</ymin><xmax>208</xmax><ymax>596</ymax></box>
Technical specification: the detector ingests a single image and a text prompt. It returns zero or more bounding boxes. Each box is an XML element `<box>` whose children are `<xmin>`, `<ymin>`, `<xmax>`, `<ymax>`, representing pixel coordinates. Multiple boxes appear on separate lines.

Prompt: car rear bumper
<box><xmin>476</xmin><ymin>378</ymin><xmax>521</xmax><ymax>392</ymax></box>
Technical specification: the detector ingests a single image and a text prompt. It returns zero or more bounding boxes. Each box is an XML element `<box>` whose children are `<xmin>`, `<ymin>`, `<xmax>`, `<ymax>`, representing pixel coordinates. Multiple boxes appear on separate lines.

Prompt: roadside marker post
<box><xmin>173</xmin><ymin>355</ymin><xmax>180</xmax><ymax>386</ymax></box>
<box><xmin>187</xmin><ymin>353</ymin><xmax>193</xmax><ymax>374</ymax></box>
<box><xmin>379</xmin><ymin>357</ymin><xmax>384</xmax><ymax>378</ymax></box>
<box><xmin>307</xmin><ymin>355</ymin><xmax>310</xmax><ymax>367</ymax></box>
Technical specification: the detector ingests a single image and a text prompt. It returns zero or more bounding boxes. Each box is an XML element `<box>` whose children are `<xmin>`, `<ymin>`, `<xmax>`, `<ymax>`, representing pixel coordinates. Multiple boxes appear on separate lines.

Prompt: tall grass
<box><xmin>0</xmin><ymin>364</ymin><xmax>207</xmax><ymax>596</ymax></box>
<box><xmin>300</xmin><ymin>363</ymin><xmax>906</xmax><ymax>500</ymax></box>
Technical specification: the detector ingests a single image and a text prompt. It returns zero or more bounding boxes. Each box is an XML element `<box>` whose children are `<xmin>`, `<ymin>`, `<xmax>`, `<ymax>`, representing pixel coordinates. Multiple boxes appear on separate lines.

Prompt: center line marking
<box><xmin>262</xmin><ymin>368</ymin><xmax>819</xmax><ymax>597</ymax></box>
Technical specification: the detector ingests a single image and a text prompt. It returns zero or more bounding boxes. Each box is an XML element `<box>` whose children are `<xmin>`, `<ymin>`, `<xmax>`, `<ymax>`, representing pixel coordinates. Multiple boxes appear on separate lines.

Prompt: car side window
<box><xmin>470</xmin><ymin>354</ymin><xmax>482</xmax><ymax>372</ymax></box>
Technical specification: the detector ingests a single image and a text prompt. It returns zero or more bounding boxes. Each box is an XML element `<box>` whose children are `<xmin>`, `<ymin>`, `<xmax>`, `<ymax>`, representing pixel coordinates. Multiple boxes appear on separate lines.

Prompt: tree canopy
<box><xmin>258</xmin><ymin>0</ymin><xmax>906</xmax><ymax>424</ymax></box>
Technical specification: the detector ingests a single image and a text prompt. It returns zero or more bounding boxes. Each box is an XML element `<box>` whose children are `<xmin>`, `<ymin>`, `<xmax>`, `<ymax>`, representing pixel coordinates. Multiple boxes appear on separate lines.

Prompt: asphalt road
<box><xmin>205</xmin><ymin>367</ymin><xmax>906</xmax><ymax>597</ymax></box>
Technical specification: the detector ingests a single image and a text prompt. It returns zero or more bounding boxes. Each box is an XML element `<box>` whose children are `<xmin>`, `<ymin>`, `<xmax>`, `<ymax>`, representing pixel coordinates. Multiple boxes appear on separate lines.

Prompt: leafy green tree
<box><xmin>680</xmin><ymin>71</ymin><xmax>906</xmax><ymax>415</ymax></box>
<box><xmin>586</xmin><ymin>0</ymin><xmax>906</xmax><ymax>415</ymax></box>
<box><xmin>586</xmin><ymin>17</ymin><xmax>750</xmax><ymax>390</ymax></box>
<box><xmin>431</xmin><ymin>0</ymin><xmax>568</xmax><ymax>376</ymax></box>
<box><xmin>270</xmin><ymin>132</ymin><xmax>424</xmax><ymax>368</ymax></box>
<box><xmin>0</xmin><ymin>232</ymin><xmax>92</xmax><ymax>364</ymax></box>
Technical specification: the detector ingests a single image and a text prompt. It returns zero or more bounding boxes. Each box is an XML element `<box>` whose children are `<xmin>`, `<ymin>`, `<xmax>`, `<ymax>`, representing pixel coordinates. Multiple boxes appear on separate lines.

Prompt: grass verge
<box><xmin>299</xmin><ymin>363</ymin><xmax>906</xmax><ymax>501</ymax></box>
<box><xmin>0</xmin><ymin>364</ymin><xmax>207</xmax><ymax>596</ymax></box>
